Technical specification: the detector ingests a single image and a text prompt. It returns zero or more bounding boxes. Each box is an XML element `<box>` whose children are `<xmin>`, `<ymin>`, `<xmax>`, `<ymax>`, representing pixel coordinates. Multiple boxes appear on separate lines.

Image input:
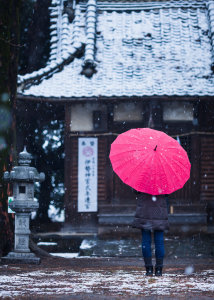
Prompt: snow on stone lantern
<box><xmin>2</xmin><ymin>147</ymin><xmax>45</xmax><ymax>264</ymax></box>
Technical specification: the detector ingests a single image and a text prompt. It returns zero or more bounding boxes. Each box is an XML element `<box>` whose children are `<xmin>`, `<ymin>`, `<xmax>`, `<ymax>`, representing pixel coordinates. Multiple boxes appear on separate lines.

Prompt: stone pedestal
<box><xmin>2</xmin><ymin>211</ymin><xmax>40</xmax><ymax>264</ymax></box>
<box><xmin>1</xmin><ymin>252</ymin><xmax>40</xmax><ymax>264</ymax></box>
<box><xmin>15</xmin><ymin>213</ymin><xmax>31</xmax><ymax>252</ymax></box>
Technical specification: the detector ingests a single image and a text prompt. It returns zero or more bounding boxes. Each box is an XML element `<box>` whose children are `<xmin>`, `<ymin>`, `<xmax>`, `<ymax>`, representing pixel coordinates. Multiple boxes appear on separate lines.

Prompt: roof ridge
<box><xmin>18</xmin><ymin>0</ymin><xmax>84</xmax><ymax>89</ymax></box>
<box><xmin>18</xmin><ymin>45</ymin><xmax>84</xmax><ymax>91</ymax></box>
<box><xmin>82</xmin><ymin>0</ymin><xmax>97</xmax><ymax>77</ymax></box>
<box><xmin>49</xmin><ymin>0</ymin><xmax>62</xmax><ymax>61</ymax></box>
<box><xmin>207</xmin><ymin>1</ymin><xmax>214</xmax><ymax>70</ymax></box>
<box><xmin>73</xmin><ymin>4</ymin><xmax>83</xmax><ymax>49</ymax></box>
<box><xmin>81</xmin><ymin>0</ymin><xmax>207</xmax><ymax>11</ymax></box>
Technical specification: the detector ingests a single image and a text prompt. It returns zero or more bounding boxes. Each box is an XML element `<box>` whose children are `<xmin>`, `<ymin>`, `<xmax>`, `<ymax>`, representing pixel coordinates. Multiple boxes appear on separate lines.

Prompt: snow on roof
<box><xmin>18</xmin><ymin>0</ymin><xmax>214</xmax><ymax>98</ymax></box>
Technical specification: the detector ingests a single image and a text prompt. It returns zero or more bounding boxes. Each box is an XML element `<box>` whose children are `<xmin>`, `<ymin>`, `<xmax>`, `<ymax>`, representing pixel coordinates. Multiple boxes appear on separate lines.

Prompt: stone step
<box><xmin>98</xmin><ymin>212</ymin><xmax>207</xmax><ymax>225</ymax></box>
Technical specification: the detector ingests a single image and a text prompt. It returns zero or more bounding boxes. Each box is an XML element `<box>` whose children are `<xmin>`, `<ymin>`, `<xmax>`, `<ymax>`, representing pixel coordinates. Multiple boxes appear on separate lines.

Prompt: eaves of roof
<box><xmin>17</xmin><ymin>93</ymin><xmax>214</xmax><ymax>103</ymax></box>
<box><xmin>18</xmin><ymin>44</ymin><xmax>85</xmax><ymax>92</ymax></box>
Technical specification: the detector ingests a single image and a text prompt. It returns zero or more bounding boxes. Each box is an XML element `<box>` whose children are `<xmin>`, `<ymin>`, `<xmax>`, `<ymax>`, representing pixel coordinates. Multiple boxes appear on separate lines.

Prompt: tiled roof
<box><xmin>18</xmin><ymin>0</ymin><xmax>214</xmax><ymax>98</ymax></box>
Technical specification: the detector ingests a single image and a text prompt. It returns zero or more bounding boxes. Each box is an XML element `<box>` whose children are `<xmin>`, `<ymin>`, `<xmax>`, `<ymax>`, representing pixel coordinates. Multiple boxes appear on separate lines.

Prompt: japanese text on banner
<box><xmin>78</xmin><ymin>138</ymin><xmax>98</xmax><ymax>212</ymax></box>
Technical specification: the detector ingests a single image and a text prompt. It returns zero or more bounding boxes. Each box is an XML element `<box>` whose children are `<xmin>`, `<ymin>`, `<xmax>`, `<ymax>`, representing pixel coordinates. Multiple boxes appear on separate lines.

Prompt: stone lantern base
<box><xmin>1</xmin><ymin>211</ymin><xmax>41</xmax><ymax>264</ymax></box>
<box><xmin>1</xmin><ymin>251</ymin><xmax>40</xmax><ymax>264</ymax></box>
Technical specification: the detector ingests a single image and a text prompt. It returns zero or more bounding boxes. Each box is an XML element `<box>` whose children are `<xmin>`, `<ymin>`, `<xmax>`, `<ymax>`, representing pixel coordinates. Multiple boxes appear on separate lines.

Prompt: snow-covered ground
<box><xmin>0</xmin><ymin>265</ymin><xmax>213</xmax><ymax>298</ymax></box>
<box><xmin>50</xmin><ymin>252</ymin><xmax>79</xmax><ymax>258</ymax></box>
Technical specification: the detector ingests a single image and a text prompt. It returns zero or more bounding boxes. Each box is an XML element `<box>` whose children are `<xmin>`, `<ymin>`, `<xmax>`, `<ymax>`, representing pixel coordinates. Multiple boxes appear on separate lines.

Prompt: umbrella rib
<box><xmin>110</xmin><ymin>148</ymin><xmax>144</xmax><ymax>157</ymax></box>
<box><xmin>111</xmin><ymin>150</ymin><xmax>149</xmax><ymax>170</ymax></box>
<box><xmin>111</xmin><ymin>141</ymin><xmax>149</xmax><ymax>150</ymax></box>
<box><xmin>158</xmin><ymin>154</ymin><xmax>188</xmax><ymax>191</ymax></box>
<box><xmin>162</xmin><ymin>148</ymin><xmax>190</xmax><ymax>175</ymax></box>
<box><xmin>122</xmin><ymin>154</ymin><xmax>151</xmax><ymax>187</ymax></box>
<box><xmin>171</xmin><ymin>156</ymin><xmax>190</xmax><ymax>174</ymax></box>
<box><xmin>155</xmin><ymin>152</ymin><xmax>172</xmax><ymax>194</ymax></box>
<box><xmin>128</xmin><ymin>152</ymin><xmax>154</xmax><ymax>191</ymax></box>
<box><xmin>152</xmin><ymin>153</ymin><xmax>159</xmax><ymax>194</ymax></box>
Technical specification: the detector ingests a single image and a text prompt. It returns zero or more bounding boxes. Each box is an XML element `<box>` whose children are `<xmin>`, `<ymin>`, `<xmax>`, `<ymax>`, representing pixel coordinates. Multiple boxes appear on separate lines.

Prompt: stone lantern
<box><xmin>2</xmin><ymin>147</ymin><xmax>45</xmax><ymax>264</ymax></box>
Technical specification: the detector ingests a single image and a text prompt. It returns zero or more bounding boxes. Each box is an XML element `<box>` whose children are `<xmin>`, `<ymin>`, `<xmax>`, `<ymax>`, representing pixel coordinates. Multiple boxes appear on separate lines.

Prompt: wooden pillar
<box><xmin>106</xmin><ymin>135</ymin><xmax>114</xmax><ymax>205</ymax></box>
<box><xmin>64</xmin><ymin>104</ymin><xmax>73</xmax><ymax>224</ymax></box>
<box><xmin>64</xmin><ymin>104</ymin><xmax>98</xmax><ymax>232</ymax></box>
<box><xmin>191</xmin><ymin>134</ymin><xmax>201</xmax><ymax>203</ymax></box>
<box><xmin>152</xmin><ymin>100</ymin><xmax>162</xmax><ymax>129</ymax></box>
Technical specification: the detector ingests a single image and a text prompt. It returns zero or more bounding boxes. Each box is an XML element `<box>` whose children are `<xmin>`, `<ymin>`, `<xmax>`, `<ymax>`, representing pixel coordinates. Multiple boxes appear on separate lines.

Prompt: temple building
<box><xmin>17</xmin><ymin>0</ymin><xmax>214</xmax><ymax>233</ymax></box>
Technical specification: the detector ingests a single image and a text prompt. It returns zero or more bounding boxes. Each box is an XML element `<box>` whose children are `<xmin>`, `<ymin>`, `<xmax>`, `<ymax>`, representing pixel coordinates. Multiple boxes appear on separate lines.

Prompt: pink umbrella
<box><xmin>109</xmin><ymin>128</ymin><xmax>191</xmax><ymax>195</ymax></box>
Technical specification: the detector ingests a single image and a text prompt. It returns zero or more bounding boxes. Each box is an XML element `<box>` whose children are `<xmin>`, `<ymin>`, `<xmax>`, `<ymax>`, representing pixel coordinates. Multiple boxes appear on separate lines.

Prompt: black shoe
<box><xmin>155</xmin><ymin>266</ymin><xmax>162</xmax><ymax>276</ymax></box>
<box><xmin>146</xmin><ymin>266</ymin><xmax>153</xmax><ymax>276</ymax></box>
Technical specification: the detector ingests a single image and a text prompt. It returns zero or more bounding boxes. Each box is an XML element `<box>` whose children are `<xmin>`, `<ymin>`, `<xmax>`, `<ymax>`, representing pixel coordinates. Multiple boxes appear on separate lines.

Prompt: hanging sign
<box><xmin>78</xmin><ymin>138</ymin><xmax>98</xmax><ymax>212</ymax></box>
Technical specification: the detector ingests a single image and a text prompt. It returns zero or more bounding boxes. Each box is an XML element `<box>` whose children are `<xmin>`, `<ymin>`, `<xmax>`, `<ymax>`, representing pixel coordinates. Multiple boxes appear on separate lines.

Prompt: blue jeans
<box><xmin>141</xmin><ymin>229</ymin><xmax>165</xmax><ymax>259</ymax></box>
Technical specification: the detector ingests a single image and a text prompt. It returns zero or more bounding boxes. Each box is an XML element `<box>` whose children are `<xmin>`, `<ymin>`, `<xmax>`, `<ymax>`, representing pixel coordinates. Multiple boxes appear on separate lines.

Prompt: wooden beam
<box><xmin>191</xmin><ymin>134</ymin><xmax>201</xmax><ymax>203</ymax></box>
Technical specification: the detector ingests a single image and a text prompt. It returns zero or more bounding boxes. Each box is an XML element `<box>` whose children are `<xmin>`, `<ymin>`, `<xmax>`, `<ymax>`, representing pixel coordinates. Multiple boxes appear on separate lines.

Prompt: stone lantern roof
<box><xmin>4</xmin><ymin>147</ymin><xmax>45</xmax><ymax>183</ymax></box>
<box><xmin>18</xmin><ymin>146</ymin><xmax>33</xmax><ymax>166</ymax></box>
<box><xmin>17</xmin><ymin>0</ymin><xmax>214</xmax><ymax>99</ymax></box>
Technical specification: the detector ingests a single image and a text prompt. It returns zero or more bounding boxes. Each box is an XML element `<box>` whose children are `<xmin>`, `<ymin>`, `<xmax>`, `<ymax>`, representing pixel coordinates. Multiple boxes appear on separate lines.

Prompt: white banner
<box><xmin>78</xmin><ymin>138</ymin><xmax>98</xmax><ymax>212</ymax></box>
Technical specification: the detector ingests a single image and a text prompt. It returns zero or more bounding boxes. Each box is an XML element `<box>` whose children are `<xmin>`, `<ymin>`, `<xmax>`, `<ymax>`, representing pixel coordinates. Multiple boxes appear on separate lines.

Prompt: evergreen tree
<box><xmin>17</xmin><ymin>0</ymin><xmax>64</xmax><ymax>223</ymax></box>
<box><xmin>0</xmin><ymin>0</ymin><xmax>22</xmax><ymax>256</ymax></box>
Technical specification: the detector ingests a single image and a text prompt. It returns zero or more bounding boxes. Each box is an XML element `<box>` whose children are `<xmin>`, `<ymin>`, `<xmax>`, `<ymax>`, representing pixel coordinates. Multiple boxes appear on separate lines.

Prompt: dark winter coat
<box><xmin>132</xmin><ymin>193</ymin><xmax>169</xmax><ymax>231</ymax></box>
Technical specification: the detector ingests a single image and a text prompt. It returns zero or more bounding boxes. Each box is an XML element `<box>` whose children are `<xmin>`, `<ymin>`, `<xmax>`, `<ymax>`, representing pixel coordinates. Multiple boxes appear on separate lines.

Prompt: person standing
<box><xmin>132</xmin><ymin>192</ymin><xmax>169</xmax><ymax>276</ymax></box>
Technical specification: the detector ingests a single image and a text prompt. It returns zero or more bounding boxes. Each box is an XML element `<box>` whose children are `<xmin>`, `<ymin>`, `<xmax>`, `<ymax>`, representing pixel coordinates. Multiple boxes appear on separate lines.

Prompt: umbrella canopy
<box><xmin>109</xmin><ymin>128</ymin><xmax>191</xmax><ymax>195</ymax></box>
